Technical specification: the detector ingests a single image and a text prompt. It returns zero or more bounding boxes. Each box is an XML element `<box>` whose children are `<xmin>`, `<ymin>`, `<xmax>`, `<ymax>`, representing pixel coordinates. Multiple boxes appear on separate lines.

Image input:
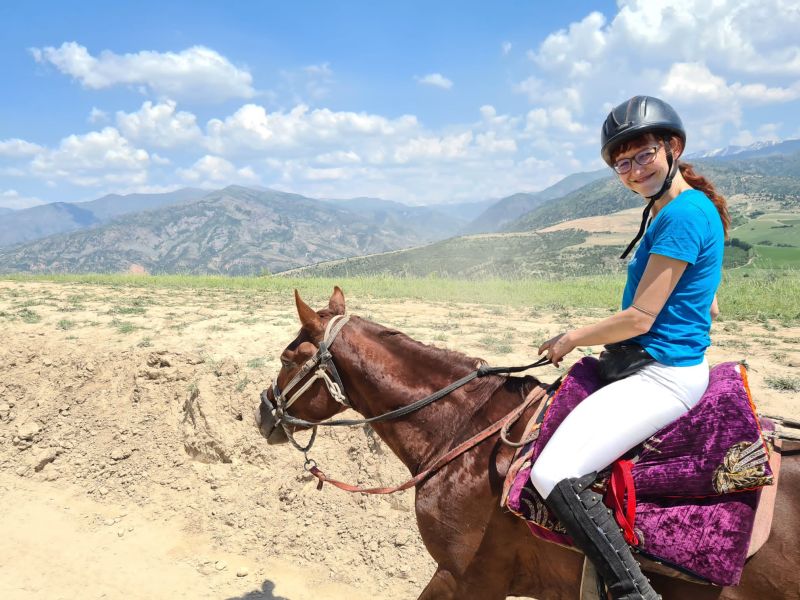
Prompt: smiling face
<box><xmin>611</xmin><ymin>133</ymin><xmax>683</xmax><ymax>198</ymax></box>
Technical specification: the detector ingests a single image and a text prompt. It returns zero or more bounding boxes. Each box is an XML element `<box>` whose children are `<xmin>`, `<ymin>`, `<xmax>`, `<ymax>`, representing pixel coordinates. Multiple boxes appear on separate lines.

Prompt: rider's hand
<box><xmin>538</xmin><ymin>332</ymin><xmax>576</xmax><ymax>367</ymax></box>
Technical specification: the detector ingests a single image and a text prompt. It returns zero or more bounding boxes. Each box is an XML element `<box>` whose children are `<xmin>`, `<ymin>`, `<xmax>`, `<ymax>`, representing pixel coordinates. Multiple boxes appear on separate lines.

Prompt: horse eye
<box><xmin>281</xmin><ymin>357</ymin><xmax>292</xmax><ymax>369</ymax></box>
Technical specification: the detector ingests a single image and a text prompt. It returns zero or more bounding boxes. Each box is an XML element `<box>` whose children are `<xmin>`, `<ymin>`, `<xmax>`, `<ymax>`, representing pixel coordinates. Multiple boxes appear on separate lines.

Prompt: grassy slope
<box><xmin>4</xmin><ymin>270</ymin><xmax>798</xmax><ymax>323</ymax></box>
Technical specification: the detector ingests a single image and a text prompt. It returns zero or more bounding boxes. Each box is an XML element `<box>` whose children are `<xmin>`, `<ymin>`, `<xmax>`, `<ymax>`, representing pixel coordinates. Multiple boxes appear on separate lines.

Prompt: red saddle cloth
<box><xmin>502</xmin><ymin>358</ymin><xmax>775</xmax><ymax>586</ymax></box>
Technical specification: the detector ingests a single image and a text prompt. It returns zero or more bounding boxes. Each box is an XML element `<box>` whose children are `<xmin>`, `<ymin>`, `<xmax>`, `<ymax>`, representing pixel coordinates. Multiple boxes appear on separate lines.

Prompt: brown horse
<box><xmin>257</xmin><ymin>287</ymin><xmax>800</xmax><ymax>600</ymax></box>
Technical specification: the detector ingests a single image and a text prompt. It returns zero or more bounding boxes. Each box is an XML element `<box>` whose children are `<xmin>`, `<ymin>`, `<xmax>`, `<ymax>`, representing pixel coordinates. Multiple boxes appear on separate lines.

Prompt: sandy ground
<box><xmin>0</xmin><ymin>279</ymin><xmax>798</xmax><ymax>600</ymax></box>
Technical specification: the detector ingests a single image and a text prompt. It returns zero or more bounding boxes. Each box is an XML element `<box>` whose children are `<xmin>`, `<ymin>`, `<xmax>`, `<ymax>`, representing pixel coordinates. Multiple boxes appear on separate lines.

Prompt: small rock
<box><xmin>17</xmin><ymin>421</ymin><xmax>41</xmax><ymax>441</ymax></box>
<box><xmin>98</xmin><ymin>486</ymin><xmax>109</xmax><ymax>496</ymax></box>
<box><xmin>0</xmin><ymin>403</ymin><xmax>10</xmax><ymax>414</ymax></box>
<box><xmin>104</xmin><ymin>518</ymin><xmax>115</xmax><ymax>526</ymax></box>
<box><xmin>236</xmin><ymin>567</ymin><xmax>249</xmax><ymax>578</ymax></box>
<box><xmin>215</xmin><ymin>560</ymin><xmax>227</xmax><ymax>571</ymax></box>
<box><xmin>33</xmin><ymin>448</ymin><xmax>58</xmax><ymax>472</ymax></box>
<box><xmin>117</xmin><ymin>528</ymin><xmax>125</xmax><ymax>538</ymax></box>
<box><xmin>110</xmin><ymin>447</ymin><xmax>132</xmax><ymax>461</ymax></box>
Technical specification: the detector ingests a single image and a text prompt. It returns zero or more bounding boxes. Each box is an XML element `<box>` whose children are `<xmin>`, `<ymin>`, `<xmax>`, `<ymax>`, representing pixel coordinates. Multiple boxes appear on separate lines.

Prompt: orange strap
<box><xmin>607</xmin><ymin>459</ymin><xmax>638</xmax><ymax>545</ymax></box>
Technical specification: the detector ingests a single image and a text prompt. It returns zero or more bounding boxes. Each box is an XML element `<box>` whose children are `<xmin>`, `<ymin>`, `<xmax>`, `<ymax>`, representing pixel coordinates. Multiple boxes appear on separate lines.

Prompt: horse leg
<box><xmin>416</xmin><ymin>566</ymin><xmax>457</xmax><ymax>600</ymax></box>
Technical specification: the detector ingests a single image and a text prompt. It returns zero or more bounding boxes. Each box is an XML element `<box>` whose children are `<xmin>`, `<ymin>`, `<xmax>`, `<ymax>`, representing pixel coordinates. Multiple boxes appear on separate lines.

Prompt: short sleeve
<box><xmin>649</xmin><ymin>202</ymin><xmax>708</xmax><ymax>265</ymax></box>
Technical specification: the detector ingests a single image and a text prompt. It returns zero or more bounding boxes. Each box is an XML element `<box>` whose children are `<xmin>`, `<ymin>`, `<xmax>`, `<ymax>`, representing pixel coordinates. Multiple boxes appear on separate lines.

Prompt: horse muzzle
<box><xmin>256</xmin><ymin>388</ymin><xmax>289</xmax><ymax>445</ymax></box>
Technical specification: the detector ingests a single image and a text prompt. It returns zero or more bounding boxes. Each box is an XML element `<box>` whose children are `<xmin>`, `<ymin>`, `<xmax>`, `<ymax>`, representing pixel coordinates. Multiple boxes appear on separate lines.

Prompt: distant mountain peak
<box><xmin>686</xmin><ymin>138</ymin><xmax>800</xmax><ymax>160</ymax></box>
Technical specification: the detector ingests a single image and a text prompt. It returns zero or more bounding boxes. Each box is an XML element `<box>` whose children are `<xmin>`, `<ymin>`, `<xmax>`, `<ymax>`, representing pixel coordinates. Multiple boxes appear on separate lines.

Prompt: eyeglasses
<box><xmin>612</xmin><ymin>145</ymin><xmax>660</xmax><ymax>175</ymax></box>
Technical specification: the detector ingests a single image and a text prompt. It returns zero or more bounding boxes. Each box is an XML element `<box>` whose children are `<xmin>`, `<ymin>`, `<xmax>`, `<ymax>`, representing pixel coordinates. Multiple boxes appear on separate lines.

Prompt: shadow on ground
<box><xmin>224</xmin><ymin>579</ymin><xmax>290</xmax><ymax>600</ymax></box>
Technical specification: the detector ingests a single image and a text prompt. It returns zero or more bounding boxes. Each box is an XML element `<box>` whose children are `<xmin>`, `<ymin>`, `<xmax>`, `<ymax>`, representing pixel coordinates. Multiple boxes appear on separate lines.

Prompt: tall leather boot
<box><xmin>545</xmin><ymin>472</ymin><xmax>660</xmax><ymax>600</ymax></box>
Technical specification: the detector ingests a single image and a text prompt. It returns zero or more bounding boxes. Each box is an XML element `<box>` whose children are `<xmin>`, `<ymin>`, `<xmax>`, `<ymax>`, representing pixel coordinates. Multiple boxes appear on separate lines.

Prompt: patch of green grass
<box><xmin>108</xmin><ymin>305</ymin><xmax>147</xmax><ymax>315</ymax></box>
<box><xmin>111</xmin><ymin>318</ymin><xmax>137</xmax><ymax>334</ymax></box>
<box><xmin>765</xmin><ymin>375</ymin><xmax>800</xmax><ymax>392</ymax></box>
<box><xmin>246</xmin><ymin>357</ymin><xmax>266</xmax><ymax>369</ymax></box>
<box><xmin>235</xmin><ymin>376</ymin><xmax>251</xmax><ymax>393</ymax></box>
<box><xmin>229</xmin><ymin>316</ymin><xmax>260</xmax><ymax>325</ymax></box>
<box><xmin>137</xmin><ymin>337</ymin><xmax>152</xmax><ymax>348</ymax></box>
<box><xmin>57</xmin><ymin>319</ymin><xmax>76</xmax><ymax>330</ymax></box>
<box><xmin>478</xmin><ymin>335</ymin><xmax>513</xmax><ymax>354</ymax></box>
<box><xmin>770</xmin><ymin>352</ymin><xmax>788</xmax><ymax>364</ymax></box>
<box><xmin>18</xmin><ymin>308</ymin><xmax>40</xmax><ymax>323</ymax></box>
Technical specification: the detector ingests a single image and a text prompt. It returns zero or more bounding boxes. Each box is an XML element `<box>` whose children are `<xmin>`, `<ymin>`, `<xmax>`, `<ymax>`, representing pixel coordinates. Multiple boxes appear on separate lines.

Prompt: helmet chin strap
<box><xmin>619</xmin><ymin>135</ymin><xmax>678</xmax><ymax>259</ymax></box>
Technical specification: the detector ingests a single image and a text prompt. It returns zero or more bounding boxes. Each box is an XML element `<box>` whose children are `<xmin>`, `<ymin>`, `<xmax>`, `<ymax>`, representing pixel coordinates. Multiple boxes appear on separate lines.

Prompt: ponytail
<box><xmin>678</xmin><ymin>162</ymin><xmax>730</xmax><ymax>237</ymax></box>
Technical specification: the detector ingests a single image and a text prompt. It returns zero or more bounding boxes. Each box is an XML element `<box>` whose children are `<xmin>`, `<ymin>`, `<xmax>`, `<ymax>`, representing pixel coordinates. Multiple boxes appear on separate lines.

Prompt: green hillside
<box><xmin>285</xmin><ymin>229</ymin><xmax>607</xmax><ymax>279</ymax></box>
<box><xmin>506</xmin><ymin>153</ymin><xmax>800</xmax><ymax>233</ymax></box>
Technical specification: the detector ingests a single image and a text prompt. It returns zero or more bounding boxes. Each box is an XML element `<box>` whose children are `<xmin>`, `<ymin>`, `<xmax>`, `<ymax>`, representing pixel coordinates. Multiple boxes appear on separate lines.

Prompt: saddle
<box><xmin>501</xmin><ymin>358</ymin><xmax>779</xmax><ymax>587</ymax></box>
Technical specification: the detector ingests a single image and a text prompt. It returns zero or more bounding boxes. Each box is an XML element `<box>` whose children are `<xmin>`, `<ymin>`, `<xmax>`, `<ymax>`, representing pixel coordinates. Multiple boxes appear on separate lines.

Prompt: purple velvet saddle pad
<box><xmin>503</xmin><ymin>358</ymin><xmax>775</xmax><ymax>586</ymax></box>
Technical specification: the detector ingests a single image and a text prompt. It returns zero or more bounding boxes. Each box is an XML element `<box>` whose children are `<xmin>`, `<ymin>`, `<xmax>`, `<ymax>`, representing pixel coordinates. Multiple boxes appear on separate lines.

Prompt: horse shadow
<box><xmin>223</xmin><ymin>579</ymin><xmax>290</xmax><ymax>600</ymax></box>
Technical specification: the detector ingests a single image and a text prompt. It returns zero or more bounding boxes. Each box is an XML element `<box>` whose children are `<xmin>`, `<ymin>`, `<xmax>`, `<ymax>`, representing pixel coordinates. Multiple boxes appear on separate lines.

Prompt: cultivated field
<box><xmin>1</xmin><ymin>275</ymin><xmax>798</xmax><ymax>600</ymax></box>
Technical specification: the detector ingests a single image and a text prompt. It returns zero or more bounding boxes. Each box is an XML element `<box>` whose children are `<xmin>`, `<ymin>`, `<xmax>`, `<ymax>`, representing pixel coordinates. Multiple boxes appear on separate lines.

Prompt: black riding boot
<box><xmin>545</xmin><ymin>473</ymin><xmax>660</xmax><ymax>600</ymax></box>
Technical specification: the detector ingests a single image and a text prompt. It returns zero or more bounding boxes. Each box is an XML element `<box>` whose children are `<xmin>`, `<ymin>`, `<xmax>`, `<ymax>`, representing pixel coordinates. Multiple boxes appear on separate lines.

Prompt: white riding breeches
<box><xmin>530</xmin><ymin>359</ymin><xmax>710</xmax><ymax>499</ymax></box>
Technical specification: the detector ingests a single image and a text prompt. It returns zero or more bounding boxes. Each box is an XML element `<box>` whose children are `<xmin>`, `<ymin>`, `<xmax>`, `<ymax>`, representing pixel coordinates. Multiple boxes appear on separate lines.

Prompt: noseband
<box><xmin>264</xmin><ymin>314</ymin><xmax>351</xmax><ymax>452</ymax></box>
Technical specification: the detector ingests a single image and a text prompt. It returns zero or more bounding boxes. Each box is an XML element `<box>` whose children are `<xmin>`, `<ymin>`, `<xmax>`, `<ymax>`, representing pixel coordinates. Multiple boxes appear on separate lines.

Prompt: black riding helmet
<box><xmin>601</xmin><ymin>96</ymin><xmax>687</xmax><ymax>258</ymax></box>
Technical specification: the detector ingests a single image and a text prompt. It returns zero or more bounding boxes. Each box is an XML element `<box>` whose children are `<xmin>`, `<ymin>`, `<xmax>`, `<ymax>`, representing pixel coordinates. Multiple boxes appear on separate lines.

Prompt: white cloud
<box><xmin>502</xmin><ymin>41</ymin><xmax>512</xmax><ymax>56</ymax></box>
<box><xmin>31</xmin><ymin>42</ymin><xmax>255</xmax><ymax>102</ymax></box>
<box><xmin>0</xmin><ymin>138</ymin><xmax>43</xmax><ymax>157</ymax></box>
<box><xmin>416</xmin><ymin>73</ymin><xmax>453</xmax><ymax>90</ymax></box>
<box><xmin>476</xmin><ymin>132</ymin><xmax>517</xmax><ymax>153</ymax></box>
<box><xmin>177</xmin><ymin>155</ymin><xmax>259</xmax><ymax>186</ymax></box>
<box><xmin>730</xmin><ymin>123</ymin><xmax>782</xmax><ymax>146</ymax></box>
<box><xmin>88</xmin><ymin>107</ymin><xmax>109</xmax><ymax>124</ymax></box>
<box><xmin>393</xmin><ymin>132</ymin><xmax>472</xmax><ymax>163</ymax></box>
<box><xmin>0</xmin><ymin>189</ymin><xmax>46</xmax><ymax>210</ymax></box>
<box><xmin>205</xmin><ymin>103</ymin><xmax>420</xmax><ymax>156</ymax></box>
<box><xmin>30</xmin><ymin>127</ymin><xmax>150</xmax><ymax>187</ymax></box>
<box><xmin>314</xmin><ymin>150</ymin><xmax>361</xmax><ymax>165</ymax></box>
<box><xmin>116</xmin><ymin>100</ymin><xmax>202</xmax><ymax>148</ymax></box>
<box><xmin>279</xmin><ymin>62</ymin><xmax>335</xmax><ymax>103</ymax></box>
<box><xmin>519</xmin><ymin>0</ymin><xmax>800</xmax><ymax>149</ymax></box>
<box><xmin>524</xmin><ymin>107</ymin><xmax>586</xmax><ymax>134</ymax></box>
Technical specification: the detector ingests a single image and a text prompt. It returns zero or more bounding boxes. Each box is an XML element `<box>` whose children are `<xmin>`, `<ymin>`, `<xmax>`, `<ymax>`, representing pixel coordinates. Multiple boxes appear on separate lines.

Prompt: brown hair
<box><xmin>612</xmin><ymin>133</ymin><xmax>730</xmax><ymax>237</ymax></box>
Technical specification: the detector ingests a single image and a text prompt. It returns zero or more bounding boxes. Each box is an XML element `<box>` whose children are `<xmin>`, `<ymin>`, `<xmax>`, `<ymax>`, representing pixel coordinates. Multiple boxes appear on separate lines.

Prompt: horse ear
<box><xmin>295</xmin><ymin>290</ymin><xmax>324</xmax><ymax>338</ymax></box>
<box><xmin>328</xmin><ymin>286</ymin><xmax>345</xmax><ymax>315</ymax></box>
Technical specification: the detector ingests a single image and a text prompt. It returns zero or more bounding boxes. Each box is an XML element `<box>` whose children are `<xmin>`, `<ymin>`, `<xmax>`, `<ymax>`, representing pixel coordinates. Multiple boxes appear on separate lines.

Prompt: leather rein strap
<box><xmin>307</xmin><ymin>385</ymin><xmax>550</xmax><ymax>494</ymax></box>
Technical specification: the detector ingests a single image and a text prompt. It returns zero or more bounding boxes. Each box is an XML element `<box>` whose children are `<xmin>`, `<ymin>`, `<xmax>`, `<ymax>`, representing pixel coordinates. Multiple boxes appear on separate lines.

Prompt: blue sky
<box><xmin>1</xmin><ymin>0</ymin><xmax>799</xmax><ymax>209</ymax></box>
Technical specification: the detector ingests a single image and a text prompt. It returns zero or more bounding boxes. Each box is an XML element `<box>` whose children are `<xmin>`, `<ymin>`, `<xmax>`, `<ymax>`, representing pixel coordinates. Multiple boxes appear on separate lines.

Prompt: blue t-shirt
<box><xmin>621</xmin><ymin>189</ymin><xmax>724</xmax><ymax>366</ymax></box>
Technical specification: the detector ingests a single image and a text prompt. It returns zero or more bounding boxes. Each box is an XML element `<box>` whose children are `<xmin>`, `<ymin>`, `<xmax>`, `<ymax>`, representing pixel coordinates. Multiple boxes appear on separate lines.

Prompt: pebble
<box><xmin>110</xmin><ymin>447</ymin><xmax>132</xmax><ymax>461</ymax></box>
<box><xmin>104</xmin><ymin>518</ymin><xmax>116</xmax><ymax>526</ymax></box>
<box><xmin>17</xmin><ymin>421</ymin><xmax>41</xmax><ymax>441</ymax></box>
<box><xmin>117</xmin><ymin>528</ymin><xmax>125</xmax><ymax>537</ymax></box>
<box><xmin>215</xmin><ymin>560</ymin><xmax>227</xmax><ymax>571</ymax></box>
<box><xmin>236</xmin><ymin>567</ymin><xmax>249</xmax><ymax>578</ymax></box>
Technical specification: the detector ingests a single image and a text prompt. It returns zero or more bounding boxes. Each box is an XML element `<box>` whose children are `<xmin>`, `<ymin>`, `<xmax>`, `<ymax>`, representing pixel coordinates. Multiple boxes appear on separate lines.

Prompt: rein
<box><xmin>264</xmin><ymin>313</ymin><xmax>554</xmax><ymax>494</ymax></box>
<box><xmin>308</xmin><ymin>385</ymin><xmax>550</xmax><ymax>494</ymax></box>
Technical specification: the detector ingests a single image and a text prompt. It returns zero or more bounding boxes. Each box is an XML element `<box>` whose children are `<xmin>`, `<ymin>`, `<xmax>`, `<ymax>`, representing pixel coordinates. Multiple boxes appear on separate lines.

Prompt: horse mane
<box><xmin>353</xmin><ymin>315</ymin><xmax>488</xmax><ymax>373</ymax></box>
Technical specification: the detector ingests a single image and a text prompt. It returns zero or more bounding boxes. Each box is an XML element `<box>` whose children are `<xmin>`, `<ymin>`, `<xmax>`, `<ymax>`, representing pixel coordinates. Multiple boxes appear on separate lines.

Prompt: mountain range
<box><xmin>1</xmin><ymin>141</ymin><xmax>799</xmax><ymax>276</ymax></box>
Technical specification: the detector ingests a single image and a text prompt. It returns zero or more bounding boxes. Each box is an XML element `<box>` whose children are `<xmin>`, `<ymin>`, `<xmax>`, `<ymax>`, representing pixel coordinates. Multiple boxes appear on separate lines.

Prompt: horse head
<box><xmin>256</xmin><ymin>286</ymin><xmax>351</xmax><ymax>444</ymax></box>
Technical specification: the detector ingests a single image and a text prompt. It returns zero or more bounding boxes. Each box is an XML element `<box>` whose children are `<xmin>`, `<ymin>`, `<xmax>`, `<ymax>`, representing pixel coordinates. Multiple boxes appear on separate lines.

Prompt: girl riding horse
<box><xmin>532</xmin><ymin>95</ymin><xmax>728</xmax><ymax>600</ymax></box>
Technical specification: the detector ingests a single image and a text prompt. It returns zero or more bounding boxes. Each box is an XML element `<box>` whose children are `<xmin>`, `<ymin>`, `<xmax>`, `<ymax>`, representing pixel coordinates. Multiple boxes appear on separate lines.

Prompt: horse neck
<box><xmin>334</xmin><ymin>318</ymin><xmax>523</xmax><ymax>473</ymax></box>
